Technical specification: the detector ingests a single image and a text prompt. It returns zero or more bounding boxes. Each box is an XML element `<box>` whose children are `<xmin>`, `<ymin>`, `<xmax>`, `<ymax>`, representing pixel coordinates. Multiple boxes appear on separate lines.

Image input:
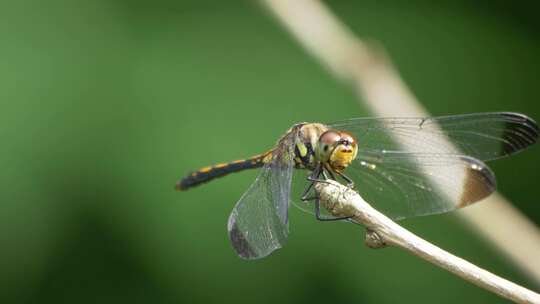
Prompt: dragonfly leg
<box><xmin>302</xmin><ymin>164</ymin><xmax>352</xmax><ymax>221</ymax></box>
<box><xmin>314</xmin><ymin>167</ymin><xmax>354</xmax><ymax>221</ymax></box>
<box><xmin>315</xmin><ymin>197</ymin><xmax>354</xmax><ymax>221</ymax></box>
<box><xmin>301</xmin><ymin>164</ymin><xmax>352</xmax><ymax>222</ymax></box>
<box><xmin>336</xmin><ymin>171</ymin><xmax>354</xmax><ymax>188</ymax></box>
<box><xmin>326</xmin><ymin>169</ymin><xmax>337</xmax><ymax>181</ymax></box>
<box><xmin>301</xmin><ymin>163</ymin><xmax>323</xmax><ymax>201</ymax></box>
<box><xmin>302</xmin><ymin>165</ymin><xmax>339</xmax><ymax>202</ymax></box>
<box><xmin>302</xmin><ymin>167</ymin><xmax>334</xmax><ymax>201</ymax></box>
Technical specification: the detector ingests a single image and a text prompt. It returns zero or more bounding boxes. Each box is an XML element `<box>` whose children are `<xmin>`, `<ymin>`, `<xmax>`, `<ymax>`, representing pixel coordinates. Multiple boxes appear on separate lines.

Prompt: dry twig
<box><xmin>315</xmin><ymin>180</ymin><xmax>540</xmax><ymax>304</ymax></box>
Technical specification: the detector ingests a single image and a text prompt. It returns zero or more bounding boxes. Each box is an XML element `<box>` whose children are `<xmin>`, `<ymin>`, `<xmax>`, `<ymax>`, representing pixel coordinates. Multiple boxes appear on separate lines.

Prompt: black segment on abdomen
<box><xmin>176</xmin><ymin>154</ymin><xmax>268</xmax><ymax>190</ymax></box>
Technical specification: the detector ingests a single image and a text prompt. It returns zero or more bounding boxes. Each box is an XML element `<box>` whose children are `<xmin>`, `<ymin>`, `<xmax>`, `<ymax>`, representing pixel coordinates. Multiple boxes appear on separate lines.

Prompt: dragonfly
<box><xmin>176</xmin><ymin>112</ymin><xmax>538</xmax><ymax>260</ymax></box>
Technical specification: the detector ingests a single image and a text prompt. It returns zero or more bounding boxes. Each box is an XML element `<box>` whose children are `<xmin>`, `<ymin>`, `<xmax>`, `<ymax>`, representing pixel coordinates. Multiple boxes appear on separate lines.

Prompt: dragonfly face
<box><xmin>176</xmin><ymin>112</ymin><xmax>538</xmax><ymax>260</ymax></box>
<box><xmin>317</xmin><ymin>129</ymin><xmax>358</xmax><ymax>173</ymax></box>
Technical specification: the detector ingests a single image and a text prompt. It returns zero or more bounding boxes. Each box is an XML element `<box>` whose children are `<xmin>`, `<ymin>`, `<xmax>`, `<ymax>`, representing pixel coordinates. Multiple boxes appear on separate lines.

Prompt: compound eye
<box><xmin>319</xmin><ymin>130</ymin><xmax>341</xmax><ymax>147</ymax></box>
<box><xmin>340</xmin><ymin>132</ymin><xmax>357</xmax><ymax>146</ymax></box>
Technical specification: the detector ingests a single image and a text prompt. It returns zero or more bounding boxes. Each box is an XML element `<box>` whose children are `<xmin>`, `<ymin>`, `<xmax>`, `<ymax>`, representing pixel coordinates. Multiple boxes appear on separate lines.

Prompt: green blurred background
<box><xmin>1</xmin><ymin>0</ymin><xmax>539</xmax><ymax>303</ymax></box>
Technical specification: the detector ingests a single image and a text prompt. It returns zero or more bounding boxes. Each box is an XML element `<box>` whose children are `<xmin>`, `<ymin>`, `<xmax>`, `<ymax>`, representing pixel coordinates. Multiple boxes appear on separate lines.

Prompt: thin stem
<box><xmin>315</xmin><ymin>180</ymin><xmax>540</xmax><ymax>304</ymax></box>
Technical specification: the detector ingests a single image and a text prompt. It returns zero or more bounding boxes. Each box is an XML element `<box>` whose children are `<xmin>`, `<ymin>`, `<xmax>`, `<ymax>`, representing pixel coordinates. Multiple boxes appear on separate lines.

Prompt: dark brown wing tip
<box><xmin>500</xmin><ymin>112</ymin><xmax>539</xmax><ymax>155</ymax></box>
<box><xmin>458</xmin><ymin>157</ymin><xmax>497</xmax><ymax>208</ymax></box>
<box><xmin>228</xmin><ymin>220</ymin><xmax>257</xmax><ymax>260</ymax></box>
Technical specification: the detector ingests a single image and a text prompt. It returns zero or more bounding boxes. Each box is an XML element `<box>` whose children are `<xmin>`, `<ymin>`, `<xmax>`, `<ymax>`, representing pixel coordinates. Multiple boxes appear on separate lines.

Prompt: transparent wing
<box><xmin>227</xmin><ymin>147</ymin><xmax>294</xmax><ymax>259</ymax></box>
<box><xmin>329</xmin><ymin>112</ymin><xmax>539</xmax><ymax>162</ymax></box>
<box><xmin>348</xmin><ymin>151</ymin><xmax>496</xmax><ymax>220</ymax></box>
<box><xmin>327</xmin><ymin>112</ymin><xmax>537</xmax><ymax>220</ymax></box>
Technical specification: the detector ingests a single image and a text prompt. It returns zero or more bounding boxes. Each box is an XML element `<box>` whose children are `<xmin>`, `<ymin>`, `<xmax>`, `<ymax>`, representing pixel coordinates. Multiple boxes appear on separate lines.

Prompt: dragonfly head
<box><xmin>318</xmin><ymin>130</ymin><xmax>358</xmax><ymax>172</ymax></box>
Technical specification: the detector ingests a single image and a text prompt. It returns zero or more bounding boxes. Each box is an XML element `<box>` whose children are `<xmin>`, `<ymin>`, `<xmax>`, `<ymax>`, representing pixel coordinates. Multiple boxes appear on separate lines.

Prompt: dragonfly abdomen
<box><xmin>176</xmin><ymin>151</ymin><xmax>273</xmax><ymax>191</ymax></box>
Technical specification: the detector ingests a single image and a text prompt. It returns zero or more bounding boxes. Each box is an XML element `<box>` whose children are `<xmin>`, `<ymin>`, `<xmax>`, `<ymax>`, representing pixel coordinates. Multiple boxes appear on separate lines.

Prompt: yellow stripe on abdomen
<box><xmin>175</xmin><ymin>151</ymin><xmax>273</xmax><ymax>191</ymax></box>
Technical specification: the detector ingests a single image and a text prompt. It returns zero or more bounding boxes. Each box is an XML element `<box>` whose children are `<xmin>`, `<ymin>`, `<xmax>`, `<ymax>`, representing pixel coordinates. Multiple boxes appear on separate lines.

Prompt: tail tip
<box><xmin>175</xmin><ymin>181</ymin><xmax>186</xmax><ymax>191</ymax></box>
